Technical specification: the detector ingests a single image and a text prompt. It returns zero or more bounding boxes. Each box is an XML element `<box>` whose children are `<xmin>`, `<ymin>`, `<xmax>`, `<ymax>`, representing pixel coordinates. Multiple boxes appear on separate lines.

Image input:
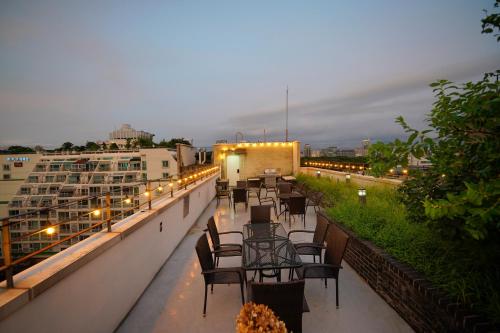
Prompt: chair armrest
<box><xmin>287</xmin><ymin>229</ymin><xmax>314</xmax><ymax>238</ymax></box>
<box><xmin>303</xmin><ymin>263</ymin><xmax>342</xmax><ymax>274</ymax></box>
<box><xmin>212</xmin><ymin>245</ymin><xmax>242</xmax><ymax>253</ymax></box>
<box><xmin>219</xmin><ymin>231</ymin><xmax>243</xmax><ymax>236</ymax></box>
<box><xmin>294</xmin><ymin>243</ymin><xmax>325</xmax><ymax>250</ymax></box>
<box><xmin>202</xmin><ymin>267</ymin><xmax>244</xmax><ymax>281</ymax></box>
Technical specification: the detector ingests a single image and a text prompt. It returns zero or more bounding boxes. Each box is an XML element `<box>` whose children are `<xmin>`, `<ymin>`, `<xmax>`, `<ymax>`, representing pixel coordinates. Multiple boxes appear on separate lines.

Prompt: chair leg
<box><xmin>313</xmin><ymin>255</ymin><xmax>316</xmax><ymax>263</ymax></box>
<box><xmin>325</xmin><ymin>278</ymin><xmax>328</xmax><ymax>288</ymax></box>
<box><xmin>335</xmin><ymin>278</ymin><xmax>339</xmax><ymax>308</ymax></box>
<box><xmin>240</xmin><ymin>282</ymin><xmax>245</xmax><ymax>305</ymax></box>
<box><xmin>203</xmin><ymin>284</ymin><xmax>208</xmax><ymax>317</ymax></box>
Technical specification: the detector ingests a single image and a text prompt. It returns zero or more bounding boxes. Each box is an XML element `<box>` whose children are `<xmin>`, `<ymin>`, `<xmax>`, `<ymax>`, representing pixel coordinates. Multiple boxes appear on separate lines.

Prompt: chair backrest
<box><xmin>313</xmin><ymin>213</ymin><xmax>330</xmax><ymax>244</ymax></box>
<box><xmin>249</xmin><ymin>280</ymin><xmax>305</xmax><ymax>333</ymax></box>
<box><xmin>264</xmin><ymin>176</ymin><xmax>276</xmax><ymax>187</ymax></box>
<box><xmin>206</xmin><ymin>216</ymin><xmax>220</xmax><ymax>249</ymax></box>
<box><xmin>289</xmin><ymin>196</ymin><xmax>306</xmax><ymax>215</ymax></box>
<box><xmin>236</xmin><ymin>180</ymin><xmax>247</xmax><ymax>189</ymax></box>
<box><xmin>250</xmin><ymin>205</ymin><xmax>271</xmax><ymax>224</ymax></box>
<box><xmin>233</xmin><ymin>188</ymin><xmax>247</xmax><ymax>203</ymax></box>
<box><xmin>277</xmin><ymin>182</ymin><xmax>292</xmax><ymax>194</ymax></box>
<box><xmin>324</xmin><ymin>224</ymin><xmax>349</xmax><ymax>267</ymax></box>
<box><xmin>195</xmin><ymin>233</ymin><xmax>215</xmax><ymax>272</ymax></box>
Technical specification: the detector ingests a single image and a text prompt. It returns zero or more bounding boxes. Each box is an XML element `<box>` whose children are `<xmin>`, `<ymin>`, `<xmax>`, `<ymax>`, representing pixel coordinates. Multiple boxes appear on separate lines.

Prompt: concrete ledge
<box><xmin>0</xmin><ymin>173</ymin><xmax>218</xmax><ymax>330</ymax></box>
<box><xmin>300</xmin><ymin>167</ymin><xmax>402</xmax><ymax>187</ymax></box>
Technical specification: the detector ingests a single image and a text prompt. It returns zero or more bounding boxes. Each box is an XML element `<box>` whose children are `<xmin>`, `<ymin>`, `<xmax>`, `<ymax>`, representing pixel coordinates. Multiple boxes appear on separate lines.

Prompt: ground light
<box><xmin>358</xmin><ymin>188</ymin><xmax>366</xmax><ymax>206</ymax></box>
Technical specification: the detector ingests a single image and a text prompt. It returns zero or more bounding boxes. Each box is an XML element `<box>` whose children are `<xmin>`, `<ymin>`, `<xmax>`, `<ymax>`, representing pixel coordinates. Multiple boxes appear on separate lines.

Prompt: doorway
<box><xmin>226</xmin><ymin>155</ymin><xmax>240</xmax><ymax>186</ymax></box>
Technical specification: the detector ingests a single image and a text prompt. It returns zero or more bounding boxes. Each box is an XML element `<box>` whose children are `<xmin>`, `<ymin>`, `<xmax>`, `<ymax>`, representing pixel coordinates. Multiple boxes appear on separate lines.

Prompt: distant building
<box><xmin>0</xmin><ymin>153</ymin><xmax>43</xmax><ymax>218</ymax></box>
<box><xmin>311</xmin><ymin>150</ymin><xmax>321</xmax><ymax>158</ymax></box>
<box><xmin>320</xmin><ymin>146</ymin><xmax>337</xmax><ymax>157</ymax></box>
<box><xmin>109</xmin><ymin>124</ymin><xmax>154</xmax><ymax>140</ymax></box>
<box><xmin>355</xmin><ymin>139</ymin><xmax>371</xmax><ymax>157</ymax></box>
<box><xmin>4</xmin><ymin>148</ymin><xmax>196</xmax><ymax>257</ymax></box>
<box><xmin>337</xmin><ymin>149</ymin><xmax>355</xmax><ymax>158</ymax></box>
<box><xmin>303</xmin><ymin>144</ymin><xmax>312</xmax><ymax>157</ymax></box>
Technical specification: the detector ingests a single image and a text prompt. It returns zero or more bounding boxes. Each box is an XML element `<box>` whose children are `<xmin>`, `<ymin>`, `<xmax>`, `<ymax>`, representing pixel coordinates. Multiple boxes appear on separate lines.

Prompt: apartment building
<box><xmin>0</xmin><ymin>153</ymin><xmax>43</xmax><ymax>218</ymax></box>
<box><xmin>5</xmin><ymin>148</ymin><xmax>183</xmax><ymax>257</ymax></box>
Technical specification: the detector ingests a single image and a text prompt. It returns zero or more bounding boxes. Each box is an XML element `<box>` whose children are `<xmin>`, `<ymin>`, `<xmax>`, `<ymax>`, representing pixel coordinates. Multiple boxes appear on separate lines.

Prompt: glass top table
<box><xmin>242</xmin><ymin>223</ymin><xmax>302</xmax><ymax>271</ymax></box>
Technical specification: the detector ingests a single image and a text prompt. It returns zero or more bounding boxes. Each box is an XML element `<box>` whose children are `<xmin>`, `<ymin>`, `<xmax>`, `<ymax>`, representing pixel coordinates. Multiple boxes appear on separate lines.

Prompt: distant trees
<box><xmin>86</xmin><ymin>141</ymin><xmax>100</xmax><ymax>151</ymax></box>
<box><xmin>109</xmin><ymin>143</ymin><xmax>119</xmax><ymax>150</ymax></box>
<box><xmin>6</xmin><ymin>146</ymin><xmax>35</xmax><ymax>153</ymax></box>
<box><xmin>157</xmin><ymin>138</ymin><xmax>191</xmax><ymax>148</ymax></box>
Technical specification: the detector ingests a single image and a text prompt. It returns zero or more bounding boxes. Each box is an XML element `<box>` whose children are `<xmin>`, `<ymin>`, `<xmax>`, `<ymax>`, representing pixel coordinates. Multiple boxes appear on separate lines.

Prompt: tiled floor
<box><xmin>116</xmin><ymin>196</ymin><xmax>414</xmax><ymax>333</ymax></box>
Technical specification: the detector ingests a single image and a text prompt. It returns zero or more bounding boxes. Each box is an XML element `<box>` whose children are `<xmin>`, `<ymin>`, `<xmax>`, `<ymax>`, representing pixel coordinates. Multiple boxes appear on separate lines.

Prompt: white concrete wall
<box><xmin>300</xmin><ymin>167</ymin><xmax>402</xmax><ymax>188</ymax></box>
<box><xmin>0</xmin><ymin>174</ymin><xmax>217</xmax><ymax>333</ymax></box>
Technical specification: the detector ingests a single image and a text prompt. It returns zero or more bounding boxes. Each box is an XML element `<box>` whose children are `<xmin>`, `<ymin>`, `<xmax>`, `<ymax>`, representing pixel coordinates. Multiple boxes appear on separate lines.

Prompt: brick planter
<box><xmin>320</xmin><ymin>213</ymin><xmax>497</xmax><ymax>333</ymax></box>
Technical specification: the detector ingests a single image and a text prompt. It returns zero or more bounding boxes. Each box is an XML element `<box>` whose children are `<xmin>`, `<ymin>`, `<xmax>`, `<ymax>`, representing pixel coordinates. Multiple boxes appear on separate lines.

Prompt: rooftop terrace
<box><xmin>117</xmin><ymin>196</ymin><xmax>413</xmax><ymax>333</ymax></box>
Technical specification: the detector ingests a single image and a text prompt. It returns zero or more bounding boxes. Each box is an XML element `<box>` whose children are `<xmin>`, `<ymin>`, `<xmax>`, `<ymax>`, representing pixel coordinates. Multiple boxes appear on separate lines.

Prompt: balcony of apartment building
<box><xmin>0</xmin><ymin>162</ymin><xmax>418</xmax><ymax>333</ymax></box>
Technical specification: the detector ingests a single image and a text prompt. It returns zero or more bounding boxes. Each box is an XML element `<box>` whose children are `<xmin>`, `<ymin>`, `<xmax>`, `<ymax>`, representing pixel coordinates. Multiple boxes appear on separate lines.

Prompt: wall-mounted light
<box><xmin>46</xmin><ymin>226</ymin><xmax>56</xmax><ymax>235</ymax></box>
<box><xmin>92</xmin><ymin>209</ymin><xmax>101</xmax><ymax>217</ymax></box>
<box><xmin>124</xmin><ymin>195</ymin><xmax>132</xmax><ymax>205</ymax></box>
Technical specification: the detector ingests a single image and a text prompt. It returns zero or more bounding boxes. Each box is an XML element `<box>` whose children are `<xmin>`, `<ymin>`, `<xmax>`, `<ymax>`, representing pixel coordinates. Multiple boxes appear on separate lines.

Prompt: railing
<box><xmin>302</xmin><ymin>160</ymin><xmax>369</xmax><ymax>173</ymax></box>
<box><xmin>0</xmin><ymin>164</ymin><xmax>220</xmax><ymax>288</ymax></box>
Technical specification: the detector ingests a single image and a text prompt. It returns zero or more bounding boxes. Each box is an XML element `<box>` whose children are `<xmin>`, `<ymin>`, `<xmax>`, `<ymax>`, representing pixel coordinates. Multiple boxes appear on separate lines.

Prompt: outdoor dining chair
<box><xmin>215</xmin><ymin>185</ymin><xmax>231</xmax><ymax>207</ymax></box>
<box><xmin>206</xmin><ymin>216</ymin><xmax>242</xmax><ymax>267</ymax></box>
<box><xmin>232</xmin><ymin>187</ymin><xmax>248</xmax><ymax>212</ymax></box>
<box><xmin>250</xmin><ymin>205</ymin><xmax>272</xmax><ymax>224</ymax></box>
<box><xmin>256</xmin><ymin>184</ymin><xmax>278</xmax><ymax>216</ymax></box>
<box><xmin>236</xmin><ymin>180</ymin><xmax>247</xmax><ymax>189</ymax></box>
<box><xmin>248</xmin><ymin>280</ymin><xmax>306</xmax><ymax>333</ymax></box>
<box><xmin>277</xmin><ymin>182</ymin><xmax>292</xmax><ymax>212</ymax></box>
<box><xmin>288</xmin><ymin>212</ymin><xmax>329</xmax><ymax>264</ymax></box>
<box><xmin>195</xmin><ymin>234</ymin><xmax>245</xmax><ymax>316</ymax></box>
<box><xmin>285</xmin><ymin>196</ymin><xmax>306</xmax><ymax>227</ymax></box>
<box><xmin>294</xmin><ymin>224</ymin><xmax>349</xmax><ymax>308</ymax></box>
<box><xmin>264</xmin><ymin>175</ymin><xmax>277</xmax><ymax>196</ymax></box>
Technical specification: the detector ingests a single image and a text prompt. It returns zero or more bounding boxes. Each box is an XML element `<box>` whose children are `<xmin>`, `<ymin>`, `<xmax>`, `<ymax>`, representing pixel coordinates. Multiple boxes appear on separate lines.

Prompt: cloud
<box><xmin>220</xmin><ymin>54</ymin><xmax>499</xmax><ymax>147</ymax></box>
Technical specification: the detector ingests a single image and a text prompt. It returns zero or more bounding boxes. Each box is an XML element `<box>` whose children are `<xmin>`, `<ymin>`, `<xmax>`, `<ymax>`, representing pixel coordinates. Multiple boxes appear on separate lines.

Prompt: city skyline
<box><xmin>1</xmin><ymin>1</ymin><xmax>499</xmax><ymax>148</ymax></box>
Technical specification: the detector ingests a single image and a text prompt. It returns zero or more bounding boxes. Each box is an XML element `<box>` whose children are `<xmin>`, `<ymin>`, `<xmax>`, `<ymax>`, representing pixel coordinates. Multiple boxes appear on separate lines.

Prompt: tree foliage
<box><xmin>6</xmin><ymin>145</ymin><xmax>35</xmax><ymax>153</ymax></box>
<box><xmin>482</xmin><ymin>0</ymin><xmax>500</xmax><ymax>41</ymax></box>
<box><xmin>157</xmin><ymin>138</ymin><xmax>191</xmax><ymax>148</ymax></box>
<box><xmin>370</xmin><ymin>74</ymin><xmax>500</xmax><ymax>241</ymax></box>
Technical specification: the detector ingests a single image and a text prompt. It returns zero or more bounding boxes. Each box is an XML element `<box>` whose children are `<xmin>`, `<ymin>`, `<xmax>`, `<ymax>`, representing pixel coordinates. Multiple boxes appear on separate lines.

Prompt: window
<box><xmin>162</xmin><ymin>160</ymin><xmax>169</xmax><ymax>168</ymax></box>
<box><xmin>3</xmin><ymin>174</ymin><xmax>10</xmax><ymax>180</ymax></box>
<box><xmin>162</xmin><ymin>172</ymin><xmax>169</xmax><ymax>179</ymax></box>
<box><xmin>141</xmin><ymin>161</ymin><xmax>147</xmax><ymax>170</ymax></box>
<box><xmin>3</xmin><ymin>164</ymin><xmax>11</xmax><ymax>171</ymax></box>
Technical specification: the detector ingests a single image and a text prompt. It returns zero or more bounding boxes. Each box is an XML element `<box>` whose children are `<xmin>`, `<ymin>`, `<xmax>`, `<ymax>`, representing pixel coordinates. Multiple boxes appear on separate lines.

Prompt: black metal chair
<box><xmin>285</xmin><ymin>196</ymin><xmax>306</xmax><ymax>227</ymax></box>
<box><xmin>294</xmin><ymin>224</ymin><xmax>349</xmax><ymax>308</ymax></box>
<box><xmin>215</xmin><ymin>185</ymin><xmax>231</xmax><ymax>207</ymax></box>
<box><xmin>248</xmin><ymin>280</ymin><xmax>306</xmax><ymax>333</ymax></box>
<box><xmin>306</xmin><ymin>191</ymin><xmax>324</xmax><ymax>213</ymax></box>
<box><xmin>277</xmin><ymin>182</ymin><xmax>292</xmax><ymax>212</ymax></box>
<box><xmin>206</xmin><ymin>216</ymin><xmax>242</xmax><ymax>267</ymax></box>
<box><xmin>288</xmin><ymin>212</ymin><xmax>329</xmax><ymax>263</ymax></box>
<box><xmin>236</xmin><ymin>180</ymin><xmax>247</xmax><ymax>188</ymax></box>
<box><xmin>256</xmin><ymin>183</ymin><xmax>278</xmax><ymax>216</ymax></box>
<box><xmin>263</xmin><ymin>175</ymin><xmax>277</xmax><ymax>196</ymax></box>
<box><xmin>250</xmin><ymin>205</ymin><xmax>272</xmax><ymax>224</ymax></box>
<box><xmin>195</xmin><ymin>234</ymin><xmax>246</xmax><ymax>316</ymax></box>
<box><xmin>232</xmin><ymin>187</ymin><xmax>248</xmax><ymax>212</ymax></box>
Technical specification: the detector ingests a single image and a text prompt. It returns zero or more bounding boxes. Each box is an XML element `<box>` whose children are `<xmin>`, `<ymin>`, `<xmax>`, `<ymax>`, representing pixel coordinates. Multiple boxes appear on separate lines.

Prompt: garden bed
<box><xmin>297</xmin><ymin>174</ymin><xmax>499</xmax><ymax>332</ymax></box>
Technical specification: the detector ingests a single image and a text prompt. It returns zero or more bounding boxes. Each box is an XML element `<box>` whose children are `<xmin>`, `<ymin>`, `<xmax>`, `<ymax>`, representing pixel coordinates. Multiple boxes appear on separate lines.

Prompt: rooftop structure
<box><xmin>109</xmin><ymin>124</ymin><xmax>154</xmax><ymax>141</ymax></box>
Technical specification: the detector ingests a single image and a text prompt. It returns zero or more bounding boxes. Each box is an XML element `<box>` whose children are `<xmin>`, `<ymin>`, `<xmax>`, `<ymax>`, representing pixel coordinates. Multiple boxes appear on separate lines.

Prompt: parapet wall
<box><xmin>300</xmin><ymin>167</ymin><xmax>402</xmax><ymax>188</ymax></box>
<box><xmin>0</xmin><ymin>174</ymin><xmax>218</xmax><ymax>333</ymax></box>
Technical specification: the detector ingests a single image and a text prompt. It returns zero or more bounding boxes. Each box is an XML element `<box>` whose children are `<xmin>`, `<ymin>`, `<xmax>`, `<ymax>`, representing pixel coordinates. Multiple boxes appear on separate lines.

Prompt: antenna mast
<box><xmin>285</xmin><ymin>86</ymin><xmax>289</xmax><ymax>142</ymax></box>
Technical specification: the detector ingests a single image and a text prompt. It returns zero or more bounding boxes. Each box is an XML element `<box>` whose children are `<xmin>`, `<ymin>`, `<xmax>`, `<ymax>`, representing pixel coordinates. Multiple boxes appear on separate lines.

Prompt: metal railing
<box><xmin>0</xmin><ymin>165</ymin><xmax>219</xmax><ymax>288</ymax></box>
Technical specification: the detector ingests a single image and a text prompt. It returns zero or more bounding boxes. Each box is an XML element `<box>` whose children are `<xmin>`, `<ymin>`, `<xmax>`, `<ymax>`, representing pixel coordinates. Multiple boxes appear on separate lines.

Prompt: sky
<box><xmin>0</xmin><ymin>0</ymin><xmax>498</xmax><ymax>149</ymax></box>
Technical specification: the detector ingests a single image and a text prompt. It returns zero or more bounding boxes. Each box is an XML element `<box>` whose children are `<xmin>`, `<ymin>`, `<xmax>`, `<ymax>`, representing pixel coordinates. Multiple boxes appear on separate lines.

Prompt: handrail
<box><xmin>0</xmin><ymin>165</ymin><xmax>220</xmax><ymax>288</ymax></box>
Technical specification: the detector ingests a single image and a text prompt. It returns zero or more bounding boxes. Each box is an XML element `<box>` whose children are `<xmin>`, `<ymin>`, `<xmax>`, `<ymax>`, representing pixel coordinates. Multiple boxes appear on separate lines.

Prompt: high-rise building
<box><xmin>5</xmin><ymin>148</ymin><xmax>185</xmax><ymax>256</ymax></box>
<box><xmin>303</xmin><ymin>144</ymin><xmax>311</xmax><ymax>157</ymax></box>
<box><xmin>355</xmin><ymin>139</ymin><xmax>371</xmax><ymax>157</ymax></box>
<box><xmin>320</xmin><ymin>146</ymin><xmax>338</xmax><ymax>157</ymax></box>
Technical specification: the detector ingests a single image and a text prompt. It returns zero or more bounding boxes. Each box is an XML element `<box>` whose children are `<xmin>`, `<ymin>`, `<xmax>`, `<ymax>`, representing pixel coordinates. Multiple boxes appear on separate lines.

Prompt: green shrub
<box><xmin>297</xmin><ymin>173</ymin><xmax>500</xmax><ymax>322</ymax></box>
